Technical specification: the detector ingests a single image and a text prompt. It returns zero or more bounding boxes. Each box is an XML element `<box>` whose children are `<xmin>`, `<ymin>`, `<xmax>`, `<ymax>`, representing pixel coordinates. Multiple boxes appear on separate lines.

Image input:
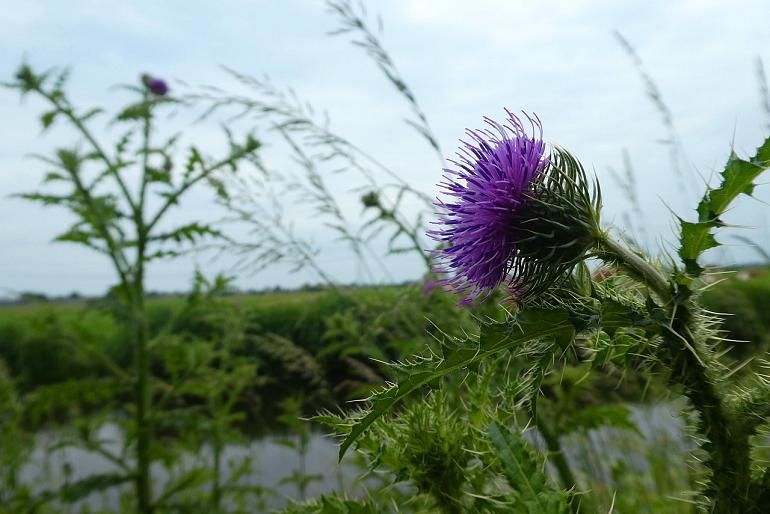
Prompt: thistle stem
<box><xmin>598</xmin><ymin>234</ymin><xmax>671</xmax><ymax>302</ymax></box>
<box><xmin>598</xmin><ymin>234</ymin><xmax>755</xmax><ymax>513</ymax></box>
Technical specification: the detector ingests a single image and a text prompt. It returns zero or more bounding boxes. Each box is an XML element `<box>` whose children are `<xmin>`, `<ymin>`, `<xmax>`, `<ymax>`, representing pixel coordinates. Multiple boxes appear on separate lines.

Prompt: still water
<box><xmin>24</xmin><ymin>426</ymin><xmax>365</xmax><ymax>510</ymax></box>
<box><xmin>22</xmin><ymin>402</ymin><xmax>691</xmax><ymax>511</ymax></box>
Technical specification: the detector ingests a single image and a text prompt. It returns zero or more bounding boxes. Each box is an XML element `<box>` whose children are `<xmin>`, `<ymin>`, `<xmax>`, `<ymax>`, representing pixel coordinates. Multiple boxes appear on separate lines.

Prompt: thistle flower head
<box><xmin>141</xmin><ymin>74</ymin><xmax>169</xmax><ymax>96</ymax></box>
<box><xmin>430</xmin><ymin>110</ymin><xmax>600</xmax><ymax>305</ymax></box>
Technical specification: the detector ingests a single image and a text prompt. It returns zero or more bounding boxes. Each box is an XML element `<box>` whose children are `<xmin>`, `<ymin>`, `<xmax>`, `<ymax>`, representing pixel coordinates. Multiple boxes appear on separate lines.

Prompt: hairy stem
<box><xmin>599</xmin><ymin>235</ymin><xmax>670</xmax><ymax>301</ymax></box>
<box><xmin>599</xmin><ymin>234</ymin><xmax>755</xmax><ymax>513</ymax></box>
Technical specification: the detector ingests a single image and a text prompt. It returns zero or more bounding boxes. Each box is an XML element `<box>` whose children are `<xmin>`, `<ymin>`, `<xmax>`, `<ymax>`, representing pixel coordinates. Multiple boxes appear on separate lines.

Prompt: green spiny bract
<box><xmin>510</xmin><ymin>148</ymin><xmax>603</xmax><ymax>301</ymax></box>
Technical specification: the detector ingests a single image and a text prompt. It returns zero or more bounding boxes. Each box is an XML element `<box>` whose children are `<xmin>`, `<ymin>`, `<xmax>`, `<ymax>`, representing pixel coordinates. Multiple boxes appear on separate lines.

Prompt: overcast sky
<box><xmin>2</xmin><ymin>0</ymin><xmax>770</xmax><ymax>297</ymax></box>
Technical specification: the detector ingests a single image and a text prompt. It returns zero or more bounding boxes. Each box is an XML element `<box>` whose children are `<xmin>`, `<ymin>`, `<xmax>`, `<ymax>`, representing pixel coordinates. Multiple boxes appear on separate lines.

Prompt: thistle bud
<box><xmin>141</xmin><ymin>74</ymin><xmax>169</xmax><ymax>96</ymax></box>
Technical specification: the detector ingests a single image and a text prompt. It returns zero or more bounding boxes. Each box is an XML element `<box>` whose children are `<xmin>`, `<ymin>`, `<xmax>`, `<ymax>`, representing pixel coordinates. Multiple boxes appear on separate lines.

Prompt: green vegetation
<box><xmin>3</xmin><ymin>2</ymin><xmax>770</xmax><ymax>512</ymax></box>
<box><xmin>0</xmin><ymin>271</ymin><xmax>767</xmax><ymax>509</ymax></box>
<box><xmin>700</xmin><ymin>269</ymin><xmax>770</xmax><ymax>358</ymax></box>
<box><xmin>0</xmin><ymin>285</ymin><xmax>466</xmax><ymax>422</ymax></box>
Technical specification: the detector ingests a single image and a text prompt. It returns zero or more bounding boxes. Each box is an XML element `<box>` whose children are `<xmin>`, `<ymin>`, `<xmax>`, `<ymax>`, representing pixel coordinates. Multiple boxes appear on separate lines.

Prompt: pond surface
<box><xmin>21</xmin><ymin>401</ymin><xmax>692</xmax><ymax>511</ymax></box>
<box><xmin>24</xmin><ymin>425</ymin><xmax>365</xmax><ymax>510</ymax></box>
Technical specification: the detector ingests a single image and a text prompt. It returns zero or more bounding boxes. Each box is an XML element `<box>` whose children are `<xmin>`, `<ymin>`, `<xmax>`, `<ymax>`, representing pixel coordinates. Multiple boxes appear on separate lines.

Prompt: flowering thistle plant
<box><xmin>431</xmin><ymin>110</ymin><xmax>601</xmax><ymax>305</ymax></box>
<box><xmin>317</xmin><ymin>108</ymin><xmax>770</xmax><ymax>514</ymax></box>
<box><xmin>6</xmin><ymin>63</ymin><xmax>260</xmax><ymax>514</ymax></box>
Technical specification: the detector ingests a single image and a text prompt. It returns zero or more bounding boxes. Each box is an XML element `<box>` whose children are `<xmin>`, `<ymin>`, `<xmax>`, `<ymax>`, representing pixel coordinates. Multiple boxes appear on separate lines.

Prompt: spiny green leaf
<box><xmin>115</xmin><ymin>101</ymin><xmax>151</xmax><ymax>122</ymax></box>
<box><xmin>706</xmin><ymin>154</ymin><xmax>766</xmax><ymax>218</ymax></box>
<box><xmin>56</xmin><ymin>148</ymin><xmax>82</xmax><ymax>173</ymax></box>
<box><xmin>678</xmin><ymin>219</ymin><xmax>719</xmax><ymax>276</ymax></box>
<box><xmin>185</xmin><ymin>147</ymin><xmax>204</xmax><ymax>176</ymax></box>
<box><xmin>40</xmin><ymin>110</ymin><xmax>57</xmax><ymax>130</ymax></box>
<box><xmin>145</xmin><ymin>166</ymin><xmax>172</xmax><ymax>184</ymax></box>
<box><xmin>14</xmin><ymin>192</ymin><xmax>71</xmax><ymax>206</ymax></box>
<box><xmin>150</xmin><ymin>222</ymin><xmax>223</xmax><ymax>244</ymax></box>
<box><xmin>43</xmin><ymin>171</ymin><xmax>67</xmax><ymax>183</ymax></box>
<box><xmin>488</xmin><ymin>422</ymin><xmax>569</xmax><ymax>514</ymax></box>
<box><xmin>678</xmin><ymin>135</ymin><xmax>770</xmax><ymax>277</ymax></box>
<box><xmin>11</xmin><ymin>62</ymin><xmax>42</xmax><ymax>92</ymax></box>
<box><xmin>334</xmin><ymin>308</ymin><xmax>575</xmax><ymax>461</ymax></box>
<box><xmin>207</xmin><ymin>176</ymin><xmax>228</xmax><ymax>200</ymax></box>
<box><xmin>55</xmin><ymin>228</ymin><xmax>95</xmax><ymax>245</ymax></box>
<box><xmin>679</xmin><ymin>220</ymin><xmax>719</xmax><ymax>258</ymax></box>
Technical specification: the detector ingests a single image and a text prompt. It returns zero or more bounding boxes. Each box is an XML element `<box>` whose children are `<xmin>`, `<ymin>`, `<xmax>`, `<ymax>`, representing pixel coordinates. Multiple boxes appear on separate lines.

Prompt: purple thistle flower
<box><xmin>141</xmin><ymin>74</ymin><xmax>169</xmax><ymax>96</ymax></box>
<box><xmin>430</xmin><ymin>110</ymin><xmax>548</xmax><ymax>305</ymax></box>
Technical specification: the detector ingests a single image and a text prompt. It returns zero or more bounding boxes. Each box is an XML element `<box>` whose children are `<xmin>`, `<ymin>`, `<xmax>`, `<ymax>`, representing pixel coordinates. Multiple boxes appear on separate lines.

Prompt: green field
<box><xmin>2</xmin><ymin>268</ymin><xmax>768</xmax><ymax>414</ymax></box>
<box><xmin>0</xmin><ymin>285</ymin><xmax>469</xmax><ymax>422</ymax></box>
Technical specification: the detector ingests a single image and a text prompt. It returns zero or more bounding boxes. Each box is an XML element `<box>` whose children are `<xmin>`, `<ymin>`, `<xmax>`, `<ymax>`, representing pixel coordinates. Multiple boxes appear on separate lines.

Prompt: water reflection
<box><xmin>25</xmin><ymin>425</ymin><xmax>362</xmax><ymax>510</ymax></box>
